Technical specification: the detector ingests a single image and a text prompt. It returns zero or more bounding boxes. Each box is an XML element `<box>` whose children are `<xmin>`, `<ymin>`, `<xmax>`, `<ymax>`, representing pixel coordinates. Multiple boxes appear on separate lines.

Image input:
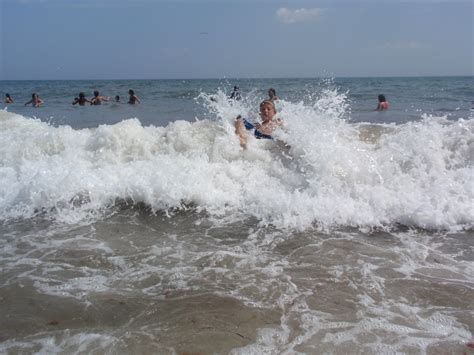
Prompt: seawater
<box><xmin>0</xmin><ymin>77</ymin><xmax>473</xmax><ymax>354</ymax></box>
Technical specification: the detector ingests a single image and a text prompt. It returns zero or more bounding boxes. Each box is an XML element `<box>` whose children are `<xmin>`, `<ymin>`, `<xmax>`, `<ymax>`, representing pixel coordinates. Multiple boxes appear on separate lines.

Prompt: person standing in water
<box><xmin>128</xmin><ymin>89</ymin><xmax>141</xmax><ymax>104</ymax></box>
<box><xmin>234</xmin><ymin>99</ymin><xmax>283</xmax><ymax>149</ymax></box>
<box><xmin>375</xmin><ymin>94</ymin><xmax>389</xmax><ymax>111</ymax></box>
<box><xmin>72</xmin><ymin>92</ymin><xmax>91</xmax><ymax>106</ymax></box>
<box><xmin>229</xmin><ymin>86</ymin><xmax>242</xmax><ymax>101</ymax></box>
<box><xmin>5</xmin><ymin>93</ymin><xmax>13</xmax><ymax>103</ymax></box>
<box><xmin>90</xmin><ymin>90</ymin><xmax>109</xmax><ymax>105</ymax></box>
<box><xmin>24</xmin><ymin>93</ymin><xmax>44</xmax><ymax>107</ymax></box>
<box><xmin>268</xmin><ymin>88</ymin><xmax>279</xmax><ymax>101</ymax></box>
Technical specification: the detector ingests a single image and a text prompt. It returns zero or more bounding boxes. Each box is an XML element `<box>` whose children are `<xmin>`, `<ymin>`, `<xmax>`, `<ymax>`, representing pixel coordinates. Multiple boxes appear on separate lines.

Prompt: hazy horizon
<box><xmin>1</xmin><ymin>74</ymin><xmax>473</xmax><ymax>82</ymax></box>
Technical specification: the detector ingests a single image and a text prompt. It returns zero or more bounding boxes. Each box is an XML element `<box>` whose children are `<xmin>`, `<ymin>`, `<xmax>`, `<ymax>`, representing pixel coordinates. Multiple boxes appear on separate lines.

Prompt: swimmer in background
<box><xmin>268</xmin><ymin>88</ymin><xmax>279</xmax><ymax>101</ymax></box>
<box><xmin>375</xmin><ymin>94</ymin><xmax>389</xmax><ymax>111</ymax></box>
<box><xmin>115</xmin><ymin>95</ymin><xmax>120</xmax><ymax>102</ymax></box>
<box><xmin>234</xmin><ymin>99</ymin><xmax>283</xmax><ymax>149</ymax></box>
<box><xmin>24</xmin><ymin>93</ymin><xmax>44</xmax><ymax>107</ymax></box>
<box><xmin>72</xmin><ymin>92</ymin><xmax>91</xmax><ymax>106</ymax></box>
<box><xmin>90</xmin><ymin>90</ymin><xmax>109</xmax><ymax>105</ymax></box>
<box><xmin>5</xmin><ymin>93</ymin><xmax>13</xmax><ymax>103</ymax></box>
<box><xmin>128</xmin><ymin>89</ymin><xmax>141</xmax><ymax>104</ymax></box>
<box><xmin>229</xmin><ymin>86</ymin><xmax>242</xmax><ymax>101</ymax></box>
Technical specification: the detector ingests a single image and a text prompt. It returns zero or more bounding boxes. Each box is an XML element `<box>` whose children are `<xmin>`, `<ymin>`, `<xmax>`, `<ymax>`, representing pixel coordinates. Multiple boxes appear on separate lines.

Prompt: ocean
<box><xmin>0</xmin><ymin>77</ymin><xmax>473</xmax><ymax>354</ymax></box>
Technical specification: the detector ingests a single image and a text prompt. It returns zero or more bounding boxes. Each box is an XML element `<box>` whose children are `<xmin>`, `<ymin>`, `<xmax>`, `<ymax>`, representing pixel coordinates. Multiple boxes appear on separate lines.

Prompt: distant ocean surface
<box><xmin>1</xmin><ymin>76</ymin><xmax>473</xmax><ymax>128</ymax></box>
<box><xmin>1</xmin><ymin>77</ymin><xmax>473</xmax><ymax>354</ymax></box>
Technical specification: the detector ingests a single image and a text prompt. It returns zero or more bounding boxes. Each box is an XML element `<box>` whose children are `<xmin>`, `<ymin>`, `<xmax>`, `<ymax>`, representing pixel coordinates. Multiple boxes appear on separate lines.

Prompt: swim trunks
<box><xmin>242</xmin><ymin>118</ymin><xmax>273</xmax><ymax>140</ymax></box>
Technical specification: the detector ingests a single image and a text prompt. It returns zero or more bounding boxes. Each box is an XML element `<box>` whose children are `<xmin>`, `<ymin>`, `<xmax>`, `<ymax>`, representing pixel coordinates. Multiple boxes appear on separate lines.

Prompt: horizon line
<box><xmin>1</xmin><ymin>74</ymin><xmax>473</xmax><ymax>82</ymax></box>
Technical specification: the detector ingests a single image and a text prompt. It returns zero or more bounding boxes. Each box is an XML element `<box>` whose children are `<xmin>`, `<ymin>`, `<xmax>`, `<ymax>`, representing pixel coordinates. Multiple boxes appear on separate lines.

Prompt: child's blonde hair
<box><xmin>260</xmin><ymin>100</ymin><xmax>276</xmax><ymax>111</ymax></box>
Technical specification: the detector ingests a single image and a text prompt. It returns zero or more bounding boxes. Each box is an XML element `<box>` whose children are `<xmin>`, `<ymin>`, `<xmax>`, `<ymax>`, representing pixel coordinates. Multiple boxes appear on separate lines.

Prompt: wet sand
<box><xmin>1</xmin><ymin>212</ymin><xmax>473</xmax><ymax>353</ymax></box>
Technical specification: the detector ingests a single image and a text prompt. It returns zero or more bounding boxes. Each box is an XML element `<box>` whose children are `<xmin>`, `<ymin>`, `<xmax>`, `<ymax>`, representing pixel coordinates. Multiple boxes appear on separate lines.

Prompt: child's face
<box><xmin>260</xmin><ymin>102</ymin><xmax>276</xmax><ymax>121</ymax></box>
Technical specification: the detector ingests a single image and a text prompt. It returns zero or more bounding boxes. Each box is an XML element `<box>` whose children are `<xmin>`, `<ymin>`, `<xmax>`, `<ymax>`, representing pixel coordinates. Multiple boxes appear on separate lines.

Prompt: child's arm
<box><xmin>234</xmin><ymin>116</ymin><xmax>248</xmax><ymax>149</ymax></box>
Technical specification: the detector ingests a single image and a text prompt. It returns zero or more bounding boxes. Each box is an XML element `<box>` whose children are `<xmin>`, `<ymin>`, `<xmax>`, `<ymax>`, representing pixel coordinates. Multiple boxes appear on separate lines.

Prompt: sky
<box><xmin>0</xmin><ymin>0</ymin><xmax>472</xmax><ymax>79</ymax></box>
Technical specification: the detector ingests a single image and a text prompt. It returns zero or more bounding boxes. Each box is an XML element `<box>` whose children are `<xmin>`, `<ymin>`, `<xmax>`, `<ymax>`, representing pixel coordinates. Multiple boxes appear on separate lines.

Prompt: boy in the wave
<box><xmin>234</xmin><ymin>100</ymin><xmax>283</xmax><ymax>149</ymax></box>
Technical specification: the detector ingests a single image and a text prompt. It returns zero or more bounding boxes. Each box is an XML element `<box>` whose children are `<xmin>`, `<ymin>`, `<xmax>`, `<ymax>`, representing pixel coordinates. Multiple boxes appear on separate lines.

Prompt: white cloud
<box><xmin>276</xmin><ymin>7</ymin><xmax>323</xmax><ymax>24</ymax></box>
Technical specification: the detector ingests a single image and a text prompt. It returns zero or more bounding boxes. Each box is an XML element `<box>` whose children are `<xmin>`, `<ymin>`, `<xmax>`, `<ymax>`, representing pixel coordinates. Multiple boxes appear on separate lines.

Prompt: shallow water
<box><xmin>1</xmin><ymin>211</ymin><xmax>473</xmax><ymax>353</ymax></box>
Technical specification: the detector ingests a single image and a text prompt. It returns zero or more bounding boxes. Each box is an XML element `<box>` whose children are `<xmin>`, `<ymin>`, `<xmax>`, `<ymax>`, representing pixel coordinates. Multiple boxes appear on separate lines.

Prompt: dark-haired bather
<box><xmin>72</xmin><ymin>92</ymin><xmax>91</xmax><ymax>106</ymax></box>
<box><xmin>90</xmin><ymin>91</ymin><xmax>109</xmax><ymax>105</ymax></box>
<box><xmin>128</xmin><ymin>89</ymin><xmax>141</xmax><ymax>104</ymax></box>
<box><xmin>376</xmin><ymin>94</ymin><xmax>389</xmax><ymax>111</ymax></box>
<box><xmin>24</xmin><ymin>93</ymin><xmax>43</xmax><ymax>107</ymax></box>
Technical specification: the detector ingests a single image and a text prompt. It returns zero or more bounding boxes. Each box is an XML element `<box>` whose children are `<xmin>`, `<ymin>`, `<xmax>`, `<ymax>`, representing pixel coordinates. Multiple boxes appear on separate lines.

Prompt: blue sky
<box><xmin>1</xmin><ymin>0</ymin><xmax>472</xmax><ymax>79</ymax></box>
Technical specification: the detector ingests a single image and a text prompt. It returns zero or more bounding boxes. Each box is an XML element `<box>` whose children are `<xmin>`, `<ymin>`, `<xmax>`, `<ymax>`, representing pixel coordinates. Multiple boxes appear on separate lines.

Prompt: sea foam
<box><xmin>0</xmin><ymin>89</ymin><xmax>472</xmax><ymax>230</ymax></box>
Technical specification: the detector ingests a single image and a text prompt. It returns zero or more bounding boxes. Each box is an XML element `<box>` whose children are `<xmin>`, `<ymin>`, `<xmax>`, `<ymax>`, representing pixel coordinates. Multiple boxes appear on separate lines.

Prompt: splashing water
<box><xmin>1</xmin><ymin>83</ymin><xmax>472</xmax><ymax>230</ymax></box>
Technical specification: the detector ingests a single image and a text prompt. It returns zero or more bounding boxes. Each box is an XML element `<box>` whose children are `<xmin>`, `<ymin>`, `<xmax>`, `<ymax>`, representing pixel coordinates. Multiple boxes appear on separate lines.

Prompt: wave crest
<box><xmin>1</xmin><ymin>92</ymin><xmax>472</xmax><ymax>230</ymax></box>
